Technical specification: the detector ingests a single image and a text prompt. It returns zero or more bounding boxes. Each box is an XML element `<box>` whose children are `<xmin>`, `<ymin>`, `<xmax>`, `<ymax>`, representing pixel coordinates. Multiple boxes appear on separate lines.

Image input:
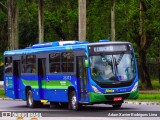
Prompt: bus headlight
<box><xmin>131</xmin><ymin>81</ymin><xmax>138</xmax><ymax>92</ymax></box>
<box><xmin>91</xmin><ymin>85</ymin><xmax>102</xmax><ymax>94</ymax></box>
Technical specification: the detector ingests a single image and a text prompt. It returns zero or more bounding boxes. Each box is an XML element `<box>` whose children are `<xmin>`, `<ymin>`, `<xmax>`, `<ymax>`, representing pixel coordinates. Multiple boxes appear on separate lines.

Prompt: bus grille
<box><xmin>97</xmin><ymin>81</ymin><xmax>133</xmax><ymax>88</ymax></box>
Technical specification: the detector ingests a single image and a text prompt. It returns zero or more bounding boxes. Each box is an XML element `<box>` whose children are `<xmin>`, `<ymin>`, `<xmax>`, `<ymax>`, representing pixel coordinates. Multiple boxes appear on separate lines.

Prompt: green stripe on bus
<box><xmin>22</xmin><ymin>79</ymin><xmax>72</xmax><ymax>89</ymax></box>
<box><xmin>41</xmin><ymin>80</ymin><xmax>72</xmax><ymax>89</ymax></box>
<box><xmin>22</xmin><ymin>79</ymin><xmax>39</xmax><ymax>89</ymax></box>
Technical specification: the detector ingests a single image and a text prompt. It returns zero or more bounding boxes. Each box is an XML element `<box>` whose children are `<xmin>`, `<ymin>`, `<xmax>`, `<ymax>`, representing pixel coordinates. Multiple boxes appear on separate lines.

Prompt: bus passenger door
<box><xmin>38</xmin><ymin>58</ymin><xmax>46</xmax><ymax>99</ymax></box>
<box><xmin>77</xmin><ymin>56</ymin><xmax>88</xmax><ymax>102</ymax></box>
<box><xmin>13</xmin><ymin>60</ymin><xmax>20</xmax><ymax>99</ymax></box>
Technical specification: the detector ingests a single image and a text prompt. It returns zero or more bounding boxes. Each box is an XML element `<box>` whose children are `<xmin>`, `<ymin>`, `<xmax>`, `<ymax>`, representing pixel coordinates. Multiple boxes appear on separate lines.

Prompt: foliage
<box><xmin>19</xmin><ymin>1</ymin><xmax>39</xmax><ymax>49</ymax></box>
<box><xmin>43</xmin><ymin>0</ymin><xmax>78</xmax><ymax>41</ymax></box>
<box><xmin>86</xmin><ymin>0</ymin><xmax>111</xmax><ymax>41</ymax></box>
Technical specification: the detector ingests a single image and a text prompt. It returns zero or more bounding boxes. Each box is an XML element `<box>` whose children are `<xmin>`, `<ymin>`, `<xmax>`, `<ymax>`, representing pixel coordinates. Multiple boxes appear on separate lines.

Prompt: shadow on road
<box><xmin>11</xmin><ymin>103</ymin><xmax>137</xmax><ymax>112</ymax></box>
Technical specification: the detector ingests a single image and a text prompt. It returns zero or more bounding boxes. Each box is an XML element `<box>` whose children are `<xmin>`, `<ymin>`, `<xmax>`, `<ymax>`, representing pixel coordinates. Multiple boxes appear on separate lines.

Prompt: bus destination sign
<box><xmin>89</xmin><ymin>44</ymin><xmax>130</xmax><ymax>54</ymax></box>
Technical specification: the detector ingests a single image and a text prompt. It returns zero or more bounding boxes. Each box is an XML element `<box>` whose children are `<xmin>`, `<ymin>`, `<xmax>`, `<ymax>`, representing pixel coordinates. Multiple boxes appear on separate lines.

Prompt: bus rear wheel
<box><xmin>68</xmin><ymin>91</ymin><xmax>81</xmax><ymax>111</ymax></box>
<box><xmin>26</xmin><ymin>90</ymin><xmax>42</xmax><ymax>108</ymax></box>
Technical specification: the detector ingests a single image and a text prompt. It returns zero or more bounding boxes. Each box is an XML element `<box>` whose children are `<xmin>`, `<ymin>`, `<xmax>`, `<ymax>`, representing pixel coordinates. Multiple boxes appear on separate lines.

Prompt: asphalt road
<box><xmin>0</xmin><ymin>100</ymin><xmax>159</xmax><ymax>120</ymax></box>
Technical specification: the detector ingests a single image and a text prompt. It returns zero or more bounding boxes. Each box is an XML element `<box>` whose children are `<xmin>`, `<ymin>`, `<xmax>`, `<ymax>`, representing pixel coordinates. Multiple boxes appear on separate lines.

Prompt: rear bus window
<box><xmin>5</xmin><ymin>57</ymin><xmax>13</xmax><ymax>74</ymax></box>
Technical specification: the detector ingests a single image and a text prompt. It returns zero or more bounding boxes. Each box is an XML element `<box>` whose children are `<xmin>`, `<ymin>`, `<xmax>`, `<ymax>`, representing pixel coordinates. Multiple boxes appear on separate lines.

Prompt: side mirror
<box><xmin>84</xmin><ymin>59</ymin><xmax>89</xmax><ymax>68</ymax></box>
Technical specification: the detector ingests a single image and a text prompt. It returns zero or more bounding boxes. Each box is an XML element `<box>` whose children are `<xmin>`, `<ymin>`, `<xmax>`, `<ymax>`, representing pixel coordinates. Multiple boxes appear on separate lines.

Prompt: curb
<box><xmin>0</xmin><ymin>98</ymin><xmax>12</xmax><ymax>100</ymax></box>
<box><xmin>0</xmin><ymin>98</ymin><xmax>22</xmax><ymax>101</ymax></box>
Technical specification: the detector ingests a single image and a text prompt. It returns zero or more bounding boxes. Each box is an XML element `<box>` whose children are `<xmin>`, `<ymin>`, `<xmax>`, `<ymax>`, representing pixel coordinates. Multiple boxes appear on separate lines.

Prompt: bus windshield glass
<box><xmin>90</xmin><ymin>53</ymin><xmax>136</xmax><ymax>83</ymax></box>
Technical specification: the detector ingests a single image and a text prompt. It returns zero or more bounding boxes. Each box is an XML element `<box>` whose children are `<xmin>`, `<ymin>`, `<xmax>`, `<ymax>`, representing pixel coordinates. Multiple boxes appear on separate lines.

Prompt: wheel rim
<box><xmin>71</xmin><ymin>95</ymin><xmax>77</xmax><ymax>110</ymax></box>
<box><xmin>28</xmin><ymin>92</ymin><xmax>33</xmax><ymax>106</ymax></box>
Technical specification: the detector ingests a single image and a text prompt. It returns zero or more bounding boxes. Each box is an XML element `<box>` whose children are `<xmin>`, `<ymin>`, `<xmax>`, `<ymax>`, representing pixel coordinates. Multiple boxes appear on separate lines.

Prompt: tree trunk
<box><xmin>8</xmin><ymin>0</ymin><xmax>19</xmax><ymax>50</ymax></box>
<box><xmin>38</xmin><ymin>0</ymin><xmax>44</xmax><ymax>43</ymax></box>
<box><xmin>139</xmin><ymin>50</ymin><xmax>153</xmax><ymax>90</ymax></box>
<box><xmin>78</xmin><ymin>0</ymin><xmax>86</xmax><ymax>42</ymax></box>
<box><xmin>139</xmin><ymin>0</ymin><xmax>153</xmax><ymax>90</ymax></box>
<box><xmin>111</xmin><ymin>0</ymin><xmax>115</xmax><ymax>41</ymax></box>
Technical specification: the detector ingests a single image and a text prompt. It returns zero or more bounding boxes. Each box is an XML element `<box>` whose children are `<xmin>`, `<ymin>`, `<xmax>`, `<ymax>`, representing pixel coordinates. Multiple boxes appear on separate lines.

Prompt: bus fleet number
<box><xmin>63</xmin><ymin>76</ymin><xmax>72</xmax><ymax>80</ymax></box>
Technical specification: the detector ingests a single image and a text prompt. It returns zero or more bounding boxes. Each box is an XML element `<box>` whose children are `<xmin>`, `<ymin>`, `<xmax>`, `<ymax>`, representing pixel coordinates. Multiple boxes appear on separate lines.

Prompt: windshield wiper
<box><xmin>116</xmin><ymin>52</ymin><xmax>124</xmax><ymax>65</ymax></box>
<box><xmin>111</xmin><ymin>57</ymin><xmax>118</xmax><ymax>78</ymax></box>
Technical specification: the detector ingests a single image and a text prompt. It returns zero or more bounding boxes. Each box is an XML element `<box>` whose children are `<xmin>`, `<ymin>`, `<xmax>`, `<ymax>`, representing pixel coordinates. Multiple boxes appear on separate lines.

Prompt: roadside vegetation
<box><xmin>0</xmin><ymin>89</ymin><xmax>6</xmax><ymax>98</ymax></box>
<box><xmin>138</xmin><ymin>94</ymin><xmax>160</xmax><ymax>100</ymax></box>
<box><xmin>139</xmin><ymin>79</ymin><xmax>160</xmax><ymax>90</ymax></box>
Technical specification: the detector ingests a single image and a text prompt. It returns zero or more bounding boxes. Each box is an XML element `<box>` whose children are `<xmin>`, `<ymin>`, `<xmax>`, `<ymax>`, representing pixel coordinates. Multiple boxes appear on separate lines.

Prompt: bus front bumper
<box><xmin>89</xmin><ymin>90</ymin><xmax>139</xmax><ymax>103</ymax></box>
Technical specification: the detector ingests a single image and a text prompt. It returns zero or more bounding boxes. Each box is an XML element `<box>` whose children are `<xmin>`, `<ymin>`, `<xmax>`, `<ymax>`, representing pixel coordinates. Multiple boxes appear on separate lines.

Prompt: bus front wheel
<box><xmin>68</xmin><ymin>91</ymin><xmax>81</xmax><ymax>111</ymax></box>
<box><xmin>112</xmin><ymin>103</ymin><xmax>122</xmax><ymax>108</ymax></box>
<box><xmin>26</xmin><ymin>90</ymin><xmax>42</xmax><ymax>108</ymax></box>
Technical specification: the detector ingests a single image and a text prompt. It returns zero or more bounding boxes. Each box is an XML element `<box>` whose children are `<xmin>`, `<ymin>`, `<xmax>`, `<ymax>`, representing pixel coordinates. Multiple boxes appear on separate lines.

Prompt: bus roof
<box><xmin>4</xmin><ymin>40</ymin><xmax>131</xmax><ymax>56</ymax></box>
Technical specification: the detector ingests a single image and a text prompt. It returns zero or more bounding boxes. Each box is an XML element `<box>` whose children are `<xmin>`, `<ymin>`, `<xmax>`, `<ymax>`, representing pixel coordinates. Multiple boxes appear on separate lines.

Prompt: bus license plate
<box><xmin>114</xmin><ymin>97</ymin><xmax>122</xmax><ymax>101</ymax></box>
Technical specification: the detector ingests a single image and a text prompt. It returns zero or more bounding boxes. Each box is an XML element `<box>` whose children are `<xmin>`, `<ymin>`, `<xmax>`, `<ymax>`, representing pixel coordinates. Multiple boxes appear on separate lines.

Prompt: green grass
<box><xmin>0</xmin><ymin>89</ymin><xmax>6</xmax><ymax>98</ymax></box>
<box><xmin>138</xmin><ymin>94</ymin><xmax>160</xmax><ymax>100</ymax></box>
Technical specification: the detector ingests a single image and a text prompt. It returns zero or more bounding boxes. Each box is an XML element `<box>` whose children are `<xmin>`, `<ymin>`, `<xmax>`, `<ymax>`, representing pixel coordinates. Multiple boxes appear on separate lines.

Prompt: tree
<box><xmin>127</xmin><ymin>0</ymin><xmax>155</xmax><ymax>89</ymax></box>
<box><xmin>115</xmin><ymin>0</ymin><xmax>160</xmax><ymax>89</ymax></box>
<box><xmin>138</xmin><ymin>0</ymin><xmax>153</xmax><ymax>89</ymax></box>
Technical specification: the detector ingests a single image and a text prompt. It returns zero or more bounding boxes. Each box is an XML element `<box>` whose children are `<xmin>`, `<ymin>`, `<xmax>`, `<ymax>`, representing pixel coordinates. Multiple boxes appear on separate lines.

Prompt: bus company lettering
<box><xmin>12</xmin><ymin>112</ymin><xmax>42</xmax><ymax>117</ymax></box>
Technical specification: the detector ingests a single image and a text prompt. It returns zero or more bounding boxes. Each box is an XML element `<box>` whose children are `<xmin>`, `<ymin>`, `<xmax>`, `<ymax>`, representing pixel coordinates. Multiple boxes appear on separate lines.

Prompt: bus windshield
<box><xmin>90</xmin><ymin>53</ymin><xmax>136</xmax><ymax>83</ymax></box>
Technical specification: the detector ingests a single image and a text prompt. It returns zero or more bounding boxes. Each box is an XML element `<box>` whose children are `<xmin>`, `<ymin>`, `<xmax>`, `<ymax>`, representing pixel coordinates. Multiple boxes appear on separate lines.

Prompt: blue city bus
<box><xmin>4</xmin><ymin>40</ymin><xmax>138</xmax><ymax>110</ymax></box>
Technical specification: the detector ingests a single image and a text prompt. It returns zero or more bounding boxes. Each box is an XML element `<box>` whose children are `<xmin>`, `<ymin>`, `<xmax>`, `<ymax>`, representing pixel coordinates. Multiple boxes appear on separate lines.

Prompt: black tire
<box><xmin>60</xmin><ymin>102</ymin><xmax>68</xmax><ymax>108</ymax></box>
<box><xmin>68</xmin><ymin>91</ymin><xmax>81</xmax><ymax>111</ymax></box>
<box><xmin>26</xmin><ymin>90</ymin><xmax>42</xmax><ymax>108</ymax></box>
<box><xmin>112</xmin><ymin>103</ymin><xmax>122</xmax><ymax>108</ymax></box>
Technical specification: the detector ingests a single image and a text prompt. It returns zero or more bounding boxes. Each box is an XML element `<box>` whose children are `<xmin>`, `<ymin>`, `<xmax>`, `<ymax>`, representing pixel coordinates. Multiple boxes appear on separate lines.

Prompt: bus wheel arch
<box><xmin>68</xmin><ymin>86</ymin><xmax>81</xmax><ymax>111</ymax></box>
